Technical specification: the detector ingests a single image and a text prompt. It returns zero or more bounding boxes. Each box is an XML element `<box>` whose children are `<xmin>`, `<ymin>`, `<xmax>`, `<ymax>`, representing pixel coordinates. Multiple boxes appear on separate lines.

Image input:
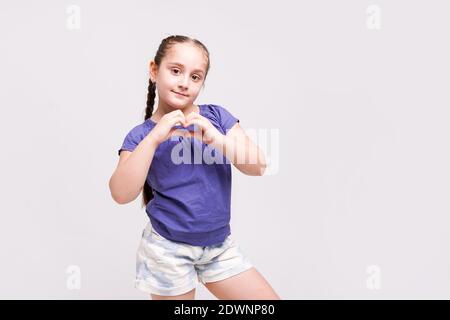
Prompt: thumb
<box><xmin>169</xmin><ymin>128</ymin><xmax>192</xmax><ymax>139</ymax></box>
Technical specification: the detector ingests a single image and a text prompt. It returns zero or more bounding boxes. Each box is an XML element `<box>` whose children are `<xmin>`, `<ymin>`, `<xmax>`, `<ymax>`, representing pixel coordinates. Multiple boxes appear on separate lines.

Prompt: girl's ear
<box><xmin>149</xmin><ymin>60</ymin><xmax>157</xmax><ymax>81</ymax></box>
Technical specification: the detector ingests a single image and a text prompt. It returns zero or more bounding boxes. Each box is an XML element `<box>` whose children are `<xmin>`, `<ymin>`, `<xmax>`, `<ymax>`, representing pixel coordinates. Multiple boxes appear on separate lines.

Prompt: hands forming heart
<box><xmin>151</xmin><ymin>109</ymin><xmax>224</xmax><ymax>146</ymax></box>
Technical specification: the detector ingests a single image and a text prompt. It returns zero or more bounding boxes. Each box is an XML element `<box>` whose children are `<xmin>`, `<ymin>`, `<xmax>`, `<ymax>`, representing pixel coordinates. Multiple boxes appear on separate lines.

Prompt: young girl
<box><xmin>109</xmin><ymin>35</ymin><xmax>280</xmax><ymax>300</ymax></box>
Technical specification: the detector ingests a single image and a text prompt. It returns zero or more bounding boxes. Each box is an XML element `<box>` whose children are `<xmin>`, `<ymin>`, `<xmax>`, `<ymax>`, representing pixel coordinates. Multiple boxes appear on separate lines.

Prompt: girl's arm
<box><xmin>211</xmin><ymin>123</ymin><xmax>267</xmax><ymax>176</ymax></box>
<box><xmin>109</xmin><ymin>133</ymin><xmax>159</xmax><ymax>204</ymax></box>
<box><xmin>110</xmin><ymin>110</ymin><xmax>187</xmax><ymax>204</ymax></box>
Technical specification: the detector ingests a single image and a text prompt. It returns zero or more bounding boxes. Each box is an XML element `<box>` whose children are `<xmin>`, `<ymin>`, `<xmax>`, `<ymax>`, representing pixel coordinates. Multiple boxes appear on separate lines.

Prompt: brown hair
<box><xmin>142</xmin><ymin>35</ymin><xmax>211</xmax><ymax>208</ymax></box>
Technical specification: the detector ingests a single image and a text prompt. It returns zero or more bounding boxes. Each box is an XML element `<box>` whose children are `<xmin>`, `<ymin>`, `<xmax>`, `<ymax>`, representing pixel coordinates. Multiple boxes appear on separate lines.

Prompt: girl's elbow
<box><xmin>257</xmin><ymin>150</ymin><xmax>267</xmax><ymax>176</ymax></box>
<box><xmin>236</xmin><ymin>164</ymin><xmax>267</xmax><ymax>176</ymax></box>
<box><xmin>109</xmin><ymin>178</ymin><xmax>131</xmax><ymax>205</ymax></box>
<box><xmin>253</xmin><ymin>163</ymin><xmax>267</xmax><ymax>176</ymax></box>
<box><xmin>258</xmin><ymin>163</ymin><xmax>267</xmax><ymax>176</ymax></box>
<box><xmin>110</xmin><ymin>188</ymin><xmax>129</xmax><ymax>205</ymax></box>
<box><xmin>111</xmin><ymin>193</ymin><xmax>129</xmax><ymax>205</ymax></box>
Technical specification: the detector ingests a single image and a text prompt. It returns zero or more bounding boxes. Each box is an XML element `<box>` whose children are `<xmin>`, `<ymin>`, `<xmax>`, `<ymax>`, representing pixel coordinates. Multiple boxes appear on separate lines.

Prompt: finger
<box><xmin>172</xmin><ymin>114</ymin><xmax>187</xmax><ymax>126</ymax></box>
<box><xmin>170</xmin><ymin>109</ymin><xmax>184</xmax><ymax>117</ymax></box>
<box><xmin>168</xmin><ymin>127</ymin><xmax>179</xmax><ymax>137</ymax></box>
<box><xmin>185</xmin><ymin>112</ymin><xmax>201</xmax><ymax>122</ymax></box>
<box><xmin>183</xmin><ymin>119</ymin><xmax>206</xmax><ymax>140</ymax></box>
<box><xmin>169</xmin><ymin>128</ymin><xmax>190</xmax><ymax>139</ymax></box>
<box><xmin>165</xmin><ymin>110</ymin><xmax>182</xmax><ymax>122</ymax></box>
<box><xmin>185</xmin><ymin>118</ymin><xmax>208</xmax><ymax>132</ymax></box>
<box><xmin>168</xmin><ymin>110</ymin><xmax>185</xmax><ymax>119</ymax></box>
<box><xmin>185</xmin><ymin>115</ymin><xmax>204</xmax><ymax>125</ymax></box>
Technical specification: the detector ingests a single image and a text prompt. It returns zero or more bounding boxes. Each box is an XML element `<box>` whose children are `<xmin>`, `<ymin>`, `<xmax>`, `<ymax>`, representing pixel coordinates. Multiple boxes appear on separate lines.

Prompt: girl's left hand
<box><xmin>182</xmin><ymin>112</ymin><xmax>224</xmax><ymax>145</ymax></box>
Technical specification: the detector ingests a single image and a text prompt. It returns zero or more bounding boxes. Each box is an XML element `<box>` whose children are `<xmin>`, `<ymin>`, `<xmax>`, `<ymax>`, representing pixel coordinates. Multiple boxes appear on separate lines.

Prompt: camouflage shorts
<box><xmin>135</xmin><ymin>221</ymin><xmax>254</xmax><ymax>296</ymax></box>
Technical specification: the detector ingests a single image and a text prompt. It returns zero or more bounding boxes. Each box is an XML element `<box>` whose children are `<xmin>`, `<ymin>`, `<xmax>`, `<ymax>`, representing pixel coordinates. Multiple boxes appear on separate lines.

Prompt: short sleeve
<box><xmin>117</xmin><ymin>123</ymin><xmax>147</xmax><ymax>156</ymax></box>
<box><xmin>213</xmin><ymin>105</ymin><xmax>240</xmax><ymax>134</ymax></box>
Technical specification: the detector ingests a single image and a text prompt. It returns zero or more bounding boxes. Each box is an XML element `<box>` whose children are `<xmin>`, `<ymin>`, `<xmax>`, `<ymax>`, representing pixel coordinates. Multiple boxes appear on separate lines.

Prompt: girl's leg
<box><xmin>203</xmin><ymin>267</ymin><xmax>280</xmax><ymax>300</ymax></box>
<box><xmin>150</xmin><ymin>288</ymin><xmax>196</xmax><ymax>300</ymax></box>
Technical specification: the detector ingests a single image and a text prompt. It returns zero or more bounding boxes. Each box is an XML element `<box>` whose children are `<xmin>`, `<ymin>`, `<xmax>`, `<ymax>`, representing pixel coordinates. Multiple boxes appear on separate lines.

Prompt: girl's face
<box><xmin>150</xmin><ymin>43</ymin><xmax>207</xmax><ymax>109</ymax></box>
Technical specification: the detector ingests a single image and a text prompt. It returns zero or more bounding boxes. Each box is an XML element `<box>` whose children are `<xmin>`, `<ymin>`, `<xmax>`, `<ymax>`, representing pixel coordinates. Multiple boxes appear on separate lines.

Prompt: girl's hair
<box><xmin>141</xmin><ymin>34</ymin><xmax>211</xmax><ymax>209</ymax></box>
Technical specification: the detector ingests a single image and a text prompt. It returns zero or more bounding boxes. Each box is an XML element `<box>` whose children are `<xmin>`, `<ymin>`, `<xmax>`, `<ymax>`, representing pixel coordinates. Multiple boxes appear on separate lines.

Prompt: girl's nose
<box><xmin>179</xmin><ymin>75</ymin><xmax>190</xmax><ymax>88</ymax></box>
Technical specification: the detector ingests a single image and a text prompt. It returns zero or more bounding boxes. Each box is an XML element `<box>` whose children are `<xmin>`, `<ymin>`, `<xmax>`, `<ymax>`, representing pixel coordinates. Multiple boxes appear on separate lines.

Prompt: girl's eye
<box><xmin>171</xmin><ymin>68</ymin><xmax>201</xmax><ymax>81</ymax></box>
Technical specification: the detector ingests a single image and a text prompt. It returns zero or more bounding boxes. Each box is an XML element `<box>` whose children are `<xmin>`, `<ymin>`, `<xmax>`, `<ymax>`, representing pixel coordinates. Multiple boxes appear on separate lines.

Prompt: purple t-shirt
<box><xmin>118</xmin><ymin>104</ymin><xmax>240</xmax><ymax>246</ymax></box>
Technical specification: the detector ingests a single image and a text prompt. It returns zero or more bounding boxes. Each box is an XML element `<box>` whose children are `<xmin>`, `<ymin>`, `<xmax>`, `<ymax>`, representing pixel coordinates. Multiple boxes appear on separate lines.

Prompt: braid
<box><xmin>141</xmin><ymin>78</ymin><xmax>156</xmax><ymax>208</ymax></box>
<box><xmin>145</xmin><ymin>78</ymin><xmax>156</xmax><ymax>121</ymax></box>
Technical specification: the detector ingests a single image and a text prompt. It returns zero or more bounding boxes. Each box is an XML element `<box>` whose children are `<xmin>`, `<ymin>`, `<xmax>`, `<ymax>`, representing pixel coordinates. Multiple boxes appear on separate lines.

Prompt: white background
<box><xmin>0</xmin><ymin>0</ymin><xmax>449</xmax><ymax>299</ymax></box>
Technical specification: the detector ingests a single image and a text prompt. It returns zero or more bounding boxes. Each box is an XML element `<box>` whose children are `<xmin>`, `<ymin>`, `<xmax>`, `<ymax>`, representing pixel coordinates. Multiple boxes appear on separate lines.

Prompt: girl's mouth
<box><xmin>172</xmin><ymin>90</ymin><xmax>188</xmax><ymax>97</ymax></box>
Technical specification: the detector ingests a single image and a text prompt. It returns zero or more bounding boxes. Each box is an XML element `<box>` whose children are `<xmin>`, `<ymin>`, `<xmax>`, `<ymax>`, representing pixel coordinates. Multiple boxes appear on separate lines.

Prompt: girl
<box><xmin>109</xmin><ymin>35</ymin><xmax>280</xmax><ymax>300</ymax></box>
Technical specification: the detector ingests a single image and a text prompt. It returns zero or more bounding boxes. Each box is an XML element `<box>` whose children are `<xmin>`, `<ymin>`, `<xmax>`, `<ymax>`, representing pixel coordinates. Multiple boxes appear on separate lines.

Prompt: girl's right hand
<box><xmin>148</xmin><ymin>110</ymin><xmax>188</xmax><ymax>145</ymax></box>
